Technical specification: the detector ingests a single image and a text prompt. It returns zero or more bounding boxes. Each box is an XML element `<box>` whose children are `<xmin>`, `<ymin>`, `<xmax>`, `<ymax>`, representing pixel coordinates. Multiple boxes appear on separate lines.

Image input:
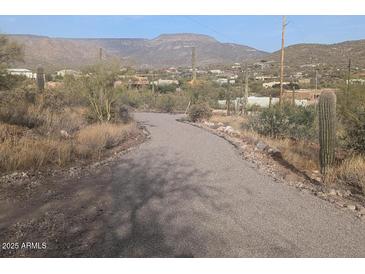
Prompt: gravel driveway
<box><xmin>1</xmin><ymin>112</ymin><xmax>365</xmax><ymax>257</ymax></box>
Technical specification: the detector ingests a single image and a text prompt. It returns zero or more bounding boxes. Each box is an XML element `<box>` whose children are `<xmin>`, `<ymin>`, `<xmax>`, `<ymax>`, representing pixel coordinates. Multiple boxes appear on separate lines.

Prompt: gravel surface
<box><xmin>1</xmin><ymin>112</ymin><xmax>365</xmax><ymax>257</ymax></box>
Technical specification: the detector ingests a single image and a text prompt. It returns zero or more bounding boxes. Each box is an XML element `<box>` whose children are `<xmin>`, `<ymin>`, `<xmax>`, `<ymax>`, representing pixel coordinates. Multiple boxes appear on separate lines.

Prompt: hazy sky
<box><xmin>0</xmin><ymin>15</ymin><xmax>364</xmax><ymax>52</ymax></box>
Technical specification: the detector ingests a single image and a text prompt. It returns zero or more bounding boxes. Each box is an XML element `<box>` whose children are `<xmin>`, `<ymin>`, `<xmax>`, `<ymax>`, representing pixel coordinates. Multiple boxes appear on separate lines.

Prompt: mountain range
<box><xmin>6</xmin><ymin>33</ymin><xmax>365</xmax><ymax>71</ymax></box>
<box><xmin>7</xmin><ymin>33</ymin><xmax>266</xmax><ymax>70</ymax></box>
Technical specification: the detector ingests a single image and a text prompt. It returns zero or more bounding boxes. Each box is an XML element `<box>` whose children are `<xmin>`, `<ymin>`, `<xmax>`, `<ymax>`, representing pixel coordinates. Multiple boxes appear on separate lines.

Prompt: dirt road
<box><xmin>1</xmin><ymin>112</ymin><xmax>365</xmax><ymax>257</ymax></box>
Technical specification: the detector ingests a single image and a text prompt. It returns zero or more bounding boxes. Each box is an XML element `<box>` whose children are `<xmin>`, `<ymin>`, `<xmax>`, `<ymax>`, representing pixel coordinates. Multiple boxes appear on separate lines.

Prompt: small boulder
<box><xmin>224</xmin><ymin>126</ymin><xmax>234</xmax><ymax>134</ymax></box>
<box><xmin>256</xmin><ymin>141</ymin><xmax>268</xmax><ymax>151</ymax></box>
<box><xmin>60</xmin><ymin>130</ymin><xmax>70</xmax><ymax>139</ymax></box>
<box><xmin>346</xmin><ymin>204</ymin><xmax>356</xmax><ymax>211</ymax></box>
<box><xmin>329</xmin><ymin>189</ymin><xmax>337</xmax><ymax>196</ymax></box>
<box><xmin>204</xmin><ymin>121</ymin><xmax>215</xmax><ymax>127</ymax></box>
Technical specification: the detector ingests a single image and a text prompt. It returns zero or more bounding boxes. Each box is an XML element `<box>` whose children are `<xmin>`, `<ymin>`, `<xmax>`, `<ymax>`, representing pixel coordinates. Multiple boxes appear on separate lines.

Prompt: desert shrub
<box><xmin>0</xmin><ymin>90</ymin><xmax>42</xmax><ymax>128</ymax></box>
<box><xmin>0</xmin><ymin>123</ymin><xmax>27</xmax><ymax>143</ymax></box>
<box><xmin>157</xmin><ymin>95</ymin><xmax>175</xmax><ymax>113</ymax></box>
<box><xmin>75</xmin><ymin>122</ymin><xmax>138</xmax><ymax>159</ymax></box>
<box><xmin>157</xmin><ymin>84</ymin><xmax>178</xmax><ymax>94</ymax></box>
<box><xmin>119</xmin><ymin>89</ymin><xmax>143</xmax><ymax>109</ymax></box>
<box><xmin>327</xmin><ymin>155</ymin><xmax>365</xmax><ymax>194</ymax></box>
<box><xmin>34</xmin><ymin>106</ymin><xmax>87</xmax><ymax>137</ymax></box>
<box><xmin>247</xmin><ymin>104</ymin><xmax>316</xmax><ymax>140</ymax></box>
<box><xmin>0</xmin><ymin>136</ymin><xmax>73</xmax><ymax>172</ymax></box>
<box><xmin>337</xmin><ymin>85</ymin><xmax>365</xmax><ymax>153</ymax></box>
<box><xmin>188</xmin><ymin>103</ymin><xmax>212</xmax><ymax>122</ymax></box>
<box><xmin>113</xmin><ymin>104</ymin><xmax>132</xmax><ymax>123</ymax></box>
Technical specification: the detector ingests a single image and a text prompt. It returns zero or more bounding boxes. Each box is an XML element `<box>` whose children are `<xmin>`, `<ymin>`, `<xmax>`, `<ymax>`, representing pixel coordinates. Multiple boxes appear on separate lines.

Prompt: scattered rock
<box><xmin>346</xmin><ymin>204</ymin><xmax>356</xmax><ymax>211</ymax></box>
<box><xmin>256</xmin><ymin>141</ymin><xmax>268</xmax><ymax>151</ymax></box>
<box><xmin>217</xmin><ymin>122</ymin><xmax>224</xmax><ymax>126</ymax></box>
<box><xmin>217</xmin><ymin>126</ymin><xmax>226</xmax><ymax>132</ymax></box>
<box><xmin>224</xmin><ymin>126</ymin><xmax>234</xmax><ymax>134</ymax></box>
<box><xmin>358</xmin><ymin>206</ymin><xmax>365</xmax><ymax>215</ymax></box>
<box><xmin>60</xmin><ymin>130</ymin><xmax>71</xmax><ymax>139</ymax></box>
<box><xmin>329</xmin><ymin>189</ymin><xmax>337</xmax><ymax>196</ymax></box>
<box><xmin>267</xmin><ymin>147</ymin><xmax>282</xmax><ymax>158</ymax></box>
<box><xmin>203</xmin><ymin>121</ymin><xmax>215</xmax><ymax>127</ymax></box>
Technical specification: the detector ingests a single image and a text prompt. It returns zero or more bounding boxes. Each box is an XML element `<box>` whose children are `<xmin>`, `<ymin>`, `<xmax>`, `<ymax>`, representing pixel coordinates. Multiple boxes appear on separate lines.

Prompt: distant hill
<box><xmin>7</xmin><ymin>34</ymin><xmax>118</xmax><ymax>71</ymax></box>
<box><xmin>260</xmin><ymin>39</ymin><xmax>365</xmax><ymax>69</ymax></box>
<box><xmin>7</xmin><ymin>33</ymin><xmax>268</xmax><ymax>70</ymax></box>
<box><xmin>7</xmin><ymin>34</ymin><xmax>365</xmax><ymax>72</ymax></box>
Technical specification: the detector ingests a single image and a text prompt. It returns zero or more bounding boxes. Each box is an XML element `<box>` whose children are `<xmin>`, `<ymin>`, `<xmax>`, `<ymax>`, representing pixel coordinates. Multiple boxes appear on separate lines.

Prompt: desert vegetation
<box><xmin>0</xmin><ymin>36</ymin><xmax>142</xmax><ymax>174</ymax></box>
<box><xmin>201</xmin><ymin>83</ymin><xmax>365</xmax><ymax>196</ymax></box>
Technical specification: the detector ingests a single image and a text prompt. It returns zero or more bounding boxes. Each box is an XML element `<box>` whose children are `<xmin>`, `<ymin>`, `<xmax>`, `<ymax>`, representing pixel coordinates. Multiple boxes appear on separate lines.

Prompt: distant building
<box><xmin>215</xmin><ymin>78</ymin><xmax>235</xmax><ymax>85</ymax></box>
<box><xmin>255</xmin><ymin>75</ymin><xmax>277</xmax><ymax>81</ymax></box>
<box><xmin>6</xmin><ymin>68</ymin><xmax>35</xmax><ymax>79</ymax></box>
<box><xmin>56</xmin><ymin>69</ymin><xmax>81</xmax><ymax>77</ymax></box>
<box><xmin>209</xmin><ymin>69</ymin><xmax>223</xmax><ymax>74</ymax></box>
<box><xmin>298</xmin><ymin>78</ymin><xmax>311</xmax><ymax>85</ymax></box>
<box><xmin>153</xmin><ymin>79</ymin><xmax>179</xmax><ymax>86</ymax></box>
<box><xmin>165</xmin><ymin>67</ymin><xmax>178</xmax><ymax>74</ymax></box>
<box><xmin>132</xmin><ymin>76</ymin><xmax>149</xmax><ymax>88</ymax></box>
<box><xmin>347</xmin><ymin>79</ymin><xmax>365</xmax><ymax>85</ymax></box>
<box><xmin>46</xmin><ymin>81</ymin><xmax>64</xmax><ymax>89</ymax></box>
<box><xmin>263</xmin><ymin>81</ymin><xmax>290</xmax><ymax>88</ymax></box>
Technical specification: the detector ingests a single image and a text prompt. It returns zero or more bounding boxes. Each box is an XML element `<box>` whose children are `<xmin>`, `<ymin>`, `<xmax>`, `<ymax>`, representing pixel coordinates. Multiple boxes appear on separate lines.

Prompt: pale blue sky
<box><xmin>0</xmin><ymin>16</ymin><xmax>364</xmax><ymax>52</ymax></box>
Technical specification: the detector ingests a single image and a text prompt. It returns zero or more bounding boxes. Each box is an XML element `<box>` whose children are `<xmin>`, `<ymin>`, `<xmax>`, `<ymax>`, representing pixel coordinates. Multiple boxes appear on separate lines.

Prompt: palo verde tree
<box><xmin>80</xmin><ymin>62</ymin><xmax>120</xmax><ymax>122</ymax></box>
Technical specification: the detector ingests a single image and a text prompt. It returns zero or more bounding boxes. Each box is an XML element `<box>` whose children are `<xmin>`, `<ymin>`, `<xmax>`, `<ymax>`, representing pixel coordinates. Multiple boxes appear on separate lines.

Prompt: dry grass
<box><xmin>75</xmin><ymin>122</ymin><xmax>139</xmax><ymax>159</ymax></box>
<box><xmin>209</xmin><ymin>114</ymin><xmax>249</xmax><ymax>130</ymax></box>
<box><xmin>265</xmin><ymin>138</ymin><xmax>319</xmax><ymax>171</ymax></box>
<box><xmin>209</xmin><ymin>113</ymin><xmax>319</xmax><ymax>171</ymax></box>
<box><xmin>0</xmin><ymin>136</ymin><xmax>73</xmax><ymax>172</ymax></box>
<box><xmin>326</xmin><ymin>155</ymin><xmax>365</xmax><ymax>193</ymax></box>
<box><xmin>0</xmin><ymin>121</ymin><xmax>140</xmax><ymax>173</ymax></box>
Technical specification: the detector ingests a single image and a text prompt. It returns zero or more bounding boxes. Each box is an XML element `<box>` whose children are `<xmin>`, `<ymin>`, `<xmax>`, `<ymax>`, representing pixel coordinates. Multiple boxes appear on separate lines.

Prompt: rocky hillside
<box><xmin>261</xmin><ymin>39</ymin><xmax>365</xmax><ymax>69</ymax></box>
<box><xmin>7</xmin><ymin>33</ymin><xmax>267</xmax><ymax>70</ymax></box>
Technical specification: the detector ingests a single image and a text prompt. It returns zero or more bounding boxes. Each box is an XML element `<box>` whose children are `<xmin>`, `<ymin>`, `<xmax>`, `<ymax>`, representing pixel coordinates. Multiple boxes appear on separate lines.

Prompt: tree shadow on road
<box><xmin>0</xmin><ymin>149</ymin><xmax>222</xmax><ymax>258</ymax></box>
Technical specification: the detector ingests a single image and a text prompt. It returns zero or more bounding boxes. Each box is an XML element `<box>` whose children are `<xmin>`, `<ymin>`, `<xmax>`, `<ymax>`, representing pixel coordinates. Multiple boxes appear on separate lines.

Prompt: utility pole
<box><xmin>279</xmin><ymin>15</ymin><xmax>286</xmax><ymax>106</ymax></box>
<box><xmin>243</xmin><ymin>68</ymin><xmax>249</xmax><ymax>115</ymax></box>
<box><xmin>192</xmin><ymin>47</ymin><xmax>197</xmax><ymax>83</ymax></box>
<box><xmin>347</xmin><ymin>58</ymin><xmax>351</xmax><ymax>105</ymax></box>
<box><xmin>315</xmin><ymin>69</ymin><xmax>318</xmax><ymax>92</ymax></box>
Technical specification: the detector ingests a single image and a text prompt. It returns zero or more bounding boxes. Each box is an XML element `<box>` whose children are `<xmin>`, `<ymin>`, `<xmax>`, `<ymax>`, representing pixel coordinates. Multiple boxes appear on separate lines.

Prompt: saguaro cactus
<box><xmin>36</xmin><ymin>67</ymin><xmax>45</xmax><ymax>92</ymax></box>
<box><xmin>318</xmin><ymin>90</ymin><xmax>337</xmax><ymax>174</ymax></box>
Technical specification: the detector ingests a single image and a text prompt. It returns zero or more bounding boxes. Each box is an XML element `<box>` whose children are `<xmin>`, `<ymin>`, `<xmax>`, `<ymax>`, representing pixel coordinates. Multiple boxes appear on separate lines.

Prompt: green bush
<box><xmin>188</xmin><ymin>103</ymin><xmax>212</xmax><ymax>122</ymax></box>
<box><xmin>337</xmin><ymin>85</ymin><xmax>365</xmax><ymax>153</ymax></box>
<box><xmin>157</xmin><ymin>95</ymin><xmax>175</xmax><ymax>113</ymax></box>
<box><xmin>248</xmin><ymin>103</ymin><xmax>316</xmax><ymax>140</ymax></box>
<box><xmin>339</xmin><ymin>106</ymin><xmax>365</xmax><ymax>153</ymax></box>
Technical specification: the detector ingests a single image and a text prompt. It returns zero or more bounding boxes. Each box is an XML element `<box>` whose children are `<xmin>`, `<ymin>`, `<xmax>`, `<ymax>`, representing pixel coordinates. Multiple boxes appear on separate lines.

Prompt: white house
<box><xmin>215</xmin><ymin>78</ymin><xmax>235</xmax><ymax>85</ymax></box>
<box><xmin>209</xmin><ymin>69</ymin><xmax>223</xmax><ymax>74</ymax></box>
<box><xmin>263</xmin><ymin>81</ymin><xmax>290</xmax><ymax>89</ymax></box>
<box><xmin>6</xmin><ymin>68</ymin><xmax>36</xmax><ymax>79</ymax></box>
<box><xmin>153</xmin><ymin>79</ymin><xmax>179</xmax><ymax>86</ymax></box>
<box><xmin>56</xmin><ymin>69</ymin><xmax>81</xmax><ymax>77</ymax></box>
